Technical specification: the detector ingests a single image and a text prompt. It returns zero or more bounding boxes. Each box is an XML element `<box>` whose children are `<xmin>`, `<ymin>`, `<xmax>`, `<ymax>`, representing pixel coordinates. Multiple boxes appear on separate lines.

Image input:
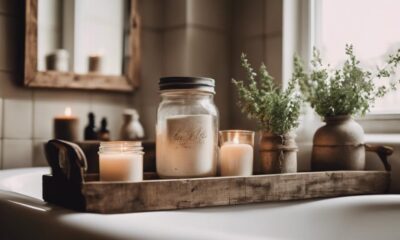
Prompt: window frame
<box><xmin>283</xmin><ymin>0</ymin><xmax>400</xmax><ymax>134</ymax></box>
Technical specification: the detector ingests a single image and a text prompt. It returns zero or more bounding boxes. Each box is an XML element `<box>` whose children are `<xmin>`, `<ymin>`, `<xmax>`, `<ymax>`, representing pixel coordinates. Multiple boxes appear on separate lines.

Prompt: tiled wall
<box><xmin>230</xmin><ymin>0</ymin><xmax>283</xmax><ymax>172</ymax></box>
<box><xmin>0</xmin><ymin>0</ymin><xmax>284</xmax><ymax>169</ymax></box>
<box><xmin>133</xmin><ymin>0</ymin><xmax>232</xmax><ymax>139</ymax></box>
<box><xmin>231</xmin><ymin>0</ymin><xmax>283</xmax><ymax>130</ymax></box>
<box><xmin>135</xmin><ymin>0</ymin><xmax>282</xmax><ymax>139</ymax></box>
<box><xmin>0</xmin><ymin>1</ymin><xmax>131</xmax><ymax>168</ymax></box>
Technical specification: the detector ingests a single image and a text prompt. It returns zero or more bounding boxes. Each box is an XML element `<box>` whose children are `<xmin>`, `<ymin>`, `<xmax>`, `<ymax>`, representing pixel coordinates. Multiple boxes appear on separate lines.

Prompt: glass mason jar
<box><xmin>156</xmin><ymin>77</ymin><xmax>219</xmax><ymax>178</ymax></box>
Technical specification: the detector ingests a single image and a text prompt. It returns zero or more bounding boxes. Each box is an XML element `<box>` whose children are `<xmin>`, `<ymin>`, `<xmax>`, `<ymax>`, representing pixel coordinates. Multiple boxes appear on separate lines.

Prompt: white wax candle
<box><xmin>220</xmin><ymin>143</ymin><xmax>253</xmax><ymax>176</ymax></box>
<box><xmin>99</xmin><ymin>153</ymin><xmax>143</xmax><ymax>181</ymax></box>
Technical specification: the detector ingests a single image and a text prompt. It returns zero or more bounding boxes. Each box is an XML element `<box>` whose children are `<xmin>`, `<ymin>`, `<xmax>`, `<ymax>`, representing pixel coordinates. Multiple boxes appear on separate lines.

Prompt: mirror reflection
<box><xmin>37</xmin><ymin>0</ymin><xmax>129</xmax><ymax>75</ymax></box>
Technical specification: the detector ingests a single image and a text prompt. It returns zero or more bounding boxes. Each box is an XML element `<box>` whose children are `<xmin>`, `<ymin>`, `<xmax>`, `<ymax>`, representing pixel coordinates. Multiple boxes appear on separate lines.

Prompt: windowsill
<box><xmin>356</xmin><ymin>114</ymin><xmax>400</xmax><ymax>134</ymax></box>
<box><xmin>357</xmin><ymin>113</ymin><xmax>400</xmax><ymax>121</ymax></box>
<box><xmin>365</xmin><ymin>133</ymin><xmax>400</xmax><ymax>144</ymax></box>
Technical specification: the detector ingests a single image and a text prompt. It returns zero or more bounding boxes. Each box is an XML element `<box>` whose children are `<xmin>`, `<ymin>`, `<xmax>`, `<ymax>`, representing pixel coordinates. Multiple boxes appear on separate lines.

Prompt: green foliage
<box><xmin>293</xmin><ymin>44</ymin><xmax>400</xmax><ymax>117</ymax></box>
<box><xmin>232</xmin><ymin>54</ymin><xmax>302</xmax><ymax>135</ymax></box>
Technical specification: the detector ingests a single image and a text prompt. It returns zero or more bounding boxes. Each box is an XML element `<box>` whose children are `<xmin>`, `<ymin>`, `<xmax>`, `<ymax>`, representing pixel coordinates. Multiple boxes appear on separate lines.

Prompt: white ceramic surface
<box><xmin>0</xmin><ymin>167</ymin><xmax>400</xmax><ymax>240</ymax></box>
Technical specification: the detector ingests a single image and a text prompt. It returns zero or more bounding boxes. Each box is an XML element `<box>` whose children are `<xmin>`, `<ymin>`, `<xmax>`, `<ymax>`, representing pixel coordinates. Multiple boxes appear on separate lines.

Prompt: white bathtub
<box><xmin>0</xmin><ymin>167</ymin><xmax>400</xmax><ymax>240</ymax></box>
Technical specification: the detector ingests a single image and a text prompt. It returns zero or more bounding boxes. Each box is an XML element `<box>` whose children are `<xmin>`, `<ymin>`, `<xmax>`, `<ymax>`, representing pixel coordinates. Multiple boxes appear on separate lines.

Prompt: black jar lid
<box><xmin>159</xmin><ymin>76</ymin><xmax>215</xmax><ymax>93</ymax></box>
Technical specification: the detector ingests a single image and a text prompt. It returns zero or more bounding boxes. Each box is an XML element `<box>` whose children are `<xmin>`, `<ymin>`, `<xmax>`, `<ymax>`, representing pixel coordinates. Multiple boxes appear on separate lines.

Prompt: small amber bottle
<box><xmin>98</xmin><ymin>118</ymin><xmax>110</xmax><ymax>141</ymax></box>
<box><xmin>84</xmin><ymin>112</ymin><xmax>98</xmax><ymax>140</ymax></box>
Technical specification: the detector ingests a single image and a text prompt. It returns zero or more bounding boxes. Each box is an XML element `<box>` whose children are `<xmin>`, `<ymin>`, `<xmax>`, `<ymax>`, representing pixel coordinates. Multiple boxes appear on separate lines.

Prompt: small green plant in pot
<box><xmin>233</xmin><ymin>54</ymin><xmax>302</xmax><ymax>174</ymax></box>
<box><xmin>293</xmin><ymin>44</ymin><xmax>400</xmax><ymax>171</ymax></box>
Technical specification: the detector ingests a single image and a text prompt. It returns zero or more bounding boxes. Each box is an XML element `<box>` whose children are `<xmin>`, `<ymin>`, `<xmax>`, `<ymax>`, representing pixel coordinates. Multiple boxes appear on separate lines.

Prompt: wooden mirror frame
<box><xmin>24</xmin><ymin>0</ymin><xmax>141</xmax><ymax>92</ymax></box>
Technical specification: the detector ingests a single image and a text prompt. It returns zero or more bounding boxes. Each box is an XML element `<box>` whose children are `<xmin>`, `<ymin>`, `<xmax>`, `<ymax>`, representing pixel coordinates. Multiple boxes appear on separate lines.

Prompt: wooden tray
<box><xmin>42</xmin><ymin>140</ymin><xmax>392</xmax><ymax>214</ymax></box>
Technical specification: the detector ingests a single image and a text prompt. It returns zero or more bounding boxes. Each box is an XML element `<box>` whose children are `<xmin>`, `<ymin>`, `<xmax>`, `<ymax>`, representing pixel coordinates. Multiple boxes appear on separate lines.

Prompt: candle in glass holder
<box><xmin>54</xmin><ymin>107</ymin><xmax>79</xmax><ymax>141</ymax></box>
<box><xmin>99</xmin><ymin>141</ymin><xmax>144</xmax><ymax>181</ymax></box>
<box><xmin>219</xmin><ymin>130</ymin><xmax>254</xmax><ymax>176</ymax></box>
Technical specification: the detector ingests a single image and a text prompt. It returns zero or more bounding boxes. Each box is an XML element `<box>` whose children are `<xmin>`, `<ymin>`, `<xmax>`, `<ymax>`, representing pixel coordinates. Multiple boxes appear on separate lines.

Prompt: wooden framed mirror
<box><xmin>24</xmin><ymin>0</ymin><xmax>141</xmax><ymax>92</ymax></box>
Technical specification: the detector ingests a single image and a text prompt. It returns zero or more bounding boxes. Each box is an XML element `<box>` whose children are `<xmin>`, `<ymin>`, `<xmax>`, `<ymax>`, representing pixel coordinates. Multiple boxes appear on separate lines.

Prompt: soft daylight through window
<box><xmin>317</xmin><ymin>0</ymin><xmax>400</xmax><ymax>114</ymax></box>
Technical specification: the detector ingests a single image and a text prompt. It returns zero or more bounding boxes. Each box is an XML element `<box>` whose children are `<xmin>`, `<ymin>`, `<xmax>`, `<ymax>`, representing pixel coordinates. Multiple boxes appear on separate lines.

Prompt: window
<box><xmin>314</xmin><ymin>0</ymin><xmax>400</xmax><ymax>114</ymax></box>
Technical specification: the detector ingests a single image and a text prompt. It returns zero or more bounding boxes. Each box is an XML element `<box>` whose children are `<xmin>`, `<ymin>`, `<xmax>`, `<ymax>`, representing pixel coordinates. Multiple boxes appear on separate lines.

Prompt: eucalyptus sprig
<box><xmin>293</xmin><ymin>44</ymin><xmax>400</xmax><ymax>117</ymax></box>
<box><xmin>232</xmin><ymin>54</ymin><xmax>302</xmax><ymax>135</ymax></box>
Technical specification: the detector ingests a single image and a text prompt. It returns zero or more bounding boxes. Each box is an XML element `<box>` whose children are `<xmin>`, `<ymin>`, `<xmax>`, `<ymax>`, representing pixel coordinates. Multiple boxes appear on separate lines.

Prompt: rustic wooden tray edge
<box><xmin>43</xmin><ymin>170</ymin><xmax>390</xmax><ymax>214</ymax></box>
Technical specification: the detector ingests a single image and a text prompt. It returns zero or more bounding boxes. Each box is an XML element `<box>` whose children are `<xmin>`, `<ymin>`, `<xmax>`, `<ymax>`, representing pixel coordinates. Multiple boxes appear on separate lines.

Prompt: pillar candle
<box><xmin>220</xmin><ymin>141</ymin><xmax>253</xmax><ymax>176</ymax></box>
<box><xmin>99</xmin><ymin>153</ymin><xmax>143</xmax><ymax>181</ymax></box>
<box><xmin>54</xmin><ymin>107</ymin><xmax>79</xmax><ymax>141</ymax></box>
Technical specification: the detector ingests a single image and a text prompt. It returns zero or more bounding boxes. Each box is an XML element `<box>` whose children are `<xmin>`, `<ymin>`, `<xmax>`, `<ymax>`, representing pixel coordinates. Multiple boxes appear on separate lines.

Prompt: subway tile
<box><xmin>184</xmin><ymin>28</ymin><xmax>229</xmax><ymax>79</ymax></box>
<box><xmin>0</xmin><ymin>72</ymin><xmax>32</xmax><ymax>99</ymax></box>
<box><xmin>187</xmin><ymin>0</ymin><xmax>231</xmax><ymax>30</ymax></box>
<box><xmin>231</xmin><ymin>37</ymin><xmax>264</xmax><ymax>130</ymax></box>
<box><xmin>184</xmin><ymin>28</ymin><xmax>230</xmax><ymax>129</ymax></box>
<box><xmin>230</xmin><ymin>89</ymin><xmax>258</xmax><ymax>130</ymax></box>
<box><xmin>164</xmin><ymin>0</ymin><xmax>187</xmax><ymax>28</ymax></box>
<box><xmin>141</xmin><ymin>105</ymin><xmax>157</xmax><ymax>141</ymax></box>
<box><xmin>265</xmin><ymin>35</ymin><xmax>282</xmax><ymax>83</ymax></box>
<box><xmin>140</xmin><ymin>30</ymin><xmax>163</xmax><ymax>93</ymax></box>
<box><xmin>0</xmin><ymin>0</ymin><xmax>17</xmax><ymax>15</ymax></box>
<box><xmin>3</xmin><ymin>99</ymin><xmax>33</xmax><ymax>139</ymax></box>
<box><xmin>33</xmin><ymin>139</ymin><xmax>48</xmax><ymax>167</ymax></box>
<box><xmin>2</xmin><ymin>139</ymin><xmax>33</xmax><ymax>169</ymax></box>
<box><xmin>0</xmin><ymin>98</ymin><xmax>2</xmax><ymax>138</ymax></box>
<box><xmin>138</xmin><ymin>0</ymin><xmax>164</xmax><ymax>29</ymax></box>
<box><xmin>90</xmin><ymin>93</ymin><xmax>130</xmax><ymax>140</ymax></box>
<box><xmin>132</xmin><ymin>30</ymin><xmax>163</xmax><ymax>139</ymax></box>
<box><xmin>33</xmin><ymin>90</ymin><xmax>91</xmax><ymax>140</ymax></box>
<box><xmin>0</xmin><ymin>139</ymin><xmax>2</xmax><ymax>168</ymax></box>
<box><xmin>163</xmin><ymin>29</ymin><xmax>190</xmax><ymax>75</ymax></box>
<box><xmin>231</xmin><ymin>36</ymin><xmax>281</xmax><ymax>129</ymax></box>
<box><xmin>265</xmin><ymin>0</ymin><xmax>283</xmax><ymax>35</ymax></box>
<box><xmin>0</xmin><ymin>15</ymin><xmax>17</xmax><ymax>71</ymax></box>
<box><xmin>0</xmin><ymin>72</ymin><xmax>33</xmax><ymax>139</ymax></box>
<box><xmin>232</xmin><ymin>37</ymin><xmax>265</xmax><ymax>82</ymax></box>
<box><xmin>233</xmin><ymin>0</ymin><xmax>265</xmax><ymax>37</ymax></box>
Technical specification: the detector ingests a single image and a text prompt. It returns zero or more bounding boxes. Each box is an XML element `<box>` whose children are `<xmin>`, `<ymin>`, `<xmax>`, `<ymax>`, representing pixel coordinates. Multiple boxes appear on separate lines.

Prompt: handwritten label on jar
<box><xmin>167</xmin><ymin>115</ymin><xmax>212</xmax><ymax>149</ymax></box>
<box><xmin>157</xmin><ymin>114</ymin><xmax>216</xmax><ymax>177</ymax></box>
<box><xmin>171</xmin><ymin>126</ymin><xmax>208</xmax><ymax>148</ymax></box>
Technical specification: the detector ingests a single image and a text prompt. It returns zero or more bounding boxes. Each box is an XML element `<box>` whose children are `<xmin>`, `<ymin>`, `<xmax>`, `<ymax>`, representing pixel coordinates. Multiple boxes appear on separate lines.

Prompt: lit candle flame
<box><xmin>64</xmin><ymin>107</ymin><xmax>72</xmax><ymax>116</ymax></box>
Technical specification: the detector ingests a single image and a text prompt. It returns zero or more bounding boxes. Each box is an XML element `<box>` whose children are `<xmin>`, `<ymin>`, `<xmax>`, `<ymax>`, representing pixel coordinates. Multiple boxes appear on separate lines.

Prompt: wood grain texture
<box><xmin>23</xmin><ymin>0</ymin><xmax>141</xmax><ymax>92</ymax></box>
<box><xmin>65</xmin><ymin>171</ymin><xmax>389</xmax><ymax>213</ymax></box>
<box><xmin>24</xmin><ymin>0</ymin><xmax>37</xmax><ymax>85</ymax></box>
<box><xmin>128</xmin><ymin>0</ymin><xmax>141</xmax><ymax>88</ymax></box>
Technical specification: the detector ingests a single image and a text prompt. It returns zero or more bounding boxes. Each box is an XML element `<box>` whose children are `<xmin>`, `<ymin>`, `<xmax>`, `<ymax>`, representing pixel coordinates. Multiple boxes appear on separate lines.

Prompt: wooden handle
<box><xmin>365</xmin><ymin>144</ymin><xmax>394</xmax><ymax>171</ymax></box>
<box><xmin>45</xmin><ymin>139</ymin><xmax>88</xmax><ymax>183</ymax></box>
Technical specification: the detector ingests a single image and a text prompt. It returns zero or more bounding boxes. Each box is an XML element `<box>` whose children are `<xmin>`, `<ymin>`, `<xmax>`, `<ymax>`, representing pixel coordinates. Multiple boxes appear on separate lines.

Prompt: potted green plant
<box><xmin>293</xmin><ymin>44</ymin><xmax>400</xmax><ymax>171</ymax></box>
<box><xmin>233</xmin><ymin>54</ymin><xmax>302</xmax><ymax>173</ymax></box>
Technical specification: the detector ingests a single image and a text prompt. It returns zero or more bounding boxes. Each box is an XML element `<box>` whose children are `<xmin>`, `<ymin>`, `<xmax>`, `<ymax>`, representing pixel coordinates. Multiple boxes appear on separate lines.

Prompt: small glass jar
<box><xmin>156</xmin><ymin>77</ymin><xmax>219</xmax><ymax>178</ymax></box>
<box><xmin>219</xmin><ymin>130</ymin><xmax>255</xmax><ymax>176</ymax></box>
<box><xmin>98</xmin><ymin>141</ymin><xmax>144</xmax><ymax>181</ymax></box>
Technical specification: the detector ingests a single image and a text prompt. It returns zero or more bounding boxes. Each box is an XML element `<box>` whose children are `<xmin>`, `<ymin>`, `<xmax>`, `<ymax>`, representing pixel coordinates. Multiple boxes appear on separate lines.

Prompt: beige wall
<box><xmin>231</xmin><ymin>0</ymin><xmax>283</xmax><ymax>130</ymax></box>
<box><xmin>0</xmin><ymin>0</ymin><xmax>284</xmax><ymax>169</ymax></box>
<box><xmin>134</xmin><ymin>0</ymin><xmax>232</xmax><ymax>140</ymax></box>
<box><xmin>0</xmin><ymin>1</ymin><xmax>131</xmax><ymax>168</ymax></box>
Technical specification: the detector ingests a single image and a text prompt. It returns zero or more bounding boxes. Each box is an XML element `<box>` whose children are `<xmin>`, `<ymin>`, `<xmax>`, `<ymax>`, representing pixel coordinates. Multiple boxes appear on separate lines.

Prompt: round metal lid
<box><xmin>159</xmin><ymin>76</ymin><xmax>215</xmax><ymax>93</ymax></box>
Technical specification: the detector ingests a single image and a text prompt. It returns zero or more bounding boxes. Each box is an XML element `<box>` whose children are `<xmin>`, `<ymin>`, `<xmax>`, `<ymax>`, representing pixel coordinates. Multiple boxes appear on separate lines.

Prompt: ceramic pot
<box><xmin>311</xmin><ymin>115</ymin><xmax>365</xmax><ymax>171</ymax></box>
<box><xmin>259</xmin><ymin>131</ymin><xmax>298</xmax><ymax>174</ymax></box>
